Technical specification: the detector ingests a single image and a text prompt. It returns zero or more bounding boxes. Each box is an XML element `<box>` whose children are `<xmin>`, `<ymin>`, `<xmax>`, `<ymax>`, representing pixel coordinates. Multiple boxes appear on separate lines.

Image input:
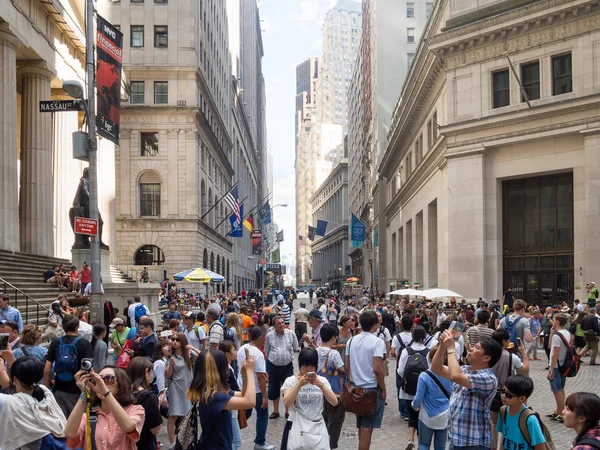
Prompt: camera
<box><xmin>81</xmin><ymin>358</ymin><xmax>93</xmax><ymax>372</ymax></box>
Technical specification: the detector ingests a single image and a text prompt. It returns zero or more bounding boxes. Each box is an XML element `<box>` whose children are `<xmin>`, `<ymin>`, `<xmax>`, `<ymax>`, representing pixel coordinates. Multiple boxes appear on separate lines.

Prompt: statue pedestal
<box><xmin>71</xmin><ymin>248</ymin><xmax>112</xmax><ymax>283</ymax></box>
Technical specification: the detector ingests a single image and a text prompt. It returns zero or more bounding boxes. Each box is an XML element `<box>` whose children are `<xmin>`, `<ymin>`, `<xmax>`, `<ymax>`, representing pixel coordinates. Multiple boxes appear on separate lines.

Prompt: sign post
<box><xmin>39</xmin><ymin>100</ymin><xmax>86</xmax><ymax>112</ymax></box>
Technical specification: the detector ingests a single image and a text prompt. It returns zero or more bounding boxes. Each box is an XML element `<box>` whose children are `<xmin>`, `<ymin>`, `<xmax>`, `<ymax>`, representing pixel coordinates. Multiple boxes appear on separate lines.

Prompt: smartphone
<box><xmin>307</xmin><ymin>372</ymin><xmax>316</xmax><ymax>379</ymax></box>
<box><xmin>160</xmin><ymin>330</ymin><xmax>173</xmax><ymax>338</ymax></box>
<box><xmin>517</xmin><ymin>338</ymin><xmax>523</xmax><ymax>347</ymax></box>
<box><xmin>0</xmin><ymin>333</ymin><xmax>9</xmax><ymax>351</ymax></box>
<box><xmin>449</xmin><ymin>321</ymin><xmax>466</xmax><ymax>333</ymax></box>
<box><xmin>158</xmin><ymin>387</ymin><xmax>168</xmax><ymax>396</ymax></box>
<box><xmin>245</xmin><ymin>347</ymin><xmax>250</xmax><ymax>359</ymax></box>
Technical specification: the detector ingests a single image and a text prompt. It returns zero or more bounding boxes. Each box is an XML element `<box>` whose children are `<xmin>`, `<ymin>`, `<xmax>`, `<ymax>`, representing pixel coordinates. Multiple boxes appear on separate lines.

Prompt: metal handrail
<box><xmin>109</xmin><ymin>257</ymin><xmax>141</xmax><ymax>282</ymax></box>
<box><xmin>0</xmin><ymin>277</ymin><xmax>46</xmax><ymax>326</ymax></box>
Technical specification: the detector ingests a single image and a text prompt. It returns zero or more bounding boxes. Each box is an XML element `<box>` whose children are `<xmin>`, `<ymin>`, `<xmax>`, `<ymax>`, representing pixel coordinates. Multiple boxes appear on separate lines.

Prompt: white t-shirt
<box><xmin>436</xmin><ymin>312</ymin><xmax>447</xmax><ymax>328</ymax></box>
<box><xmin>184</xmin><ymin>325</ymin><xmax>205</xmax><ymax>350</ymax></box>
<box><xmin>392</xmin><ymin>331</ymin><xmax>413</xmax><ymax>356</ymax></box>
<box><xmin>375</xmin><ymin>326</ymin><xmax>392</xmax><ymax>344</ymax></box>
<box><xmin>84</xmin><ymin>283</ymin><xmax>104</xmax><ymax>296</ymax></box>
<box><xmin>128</xmin><ymin>303</ymin><xmax>150</xmax><ymax>328</ymax></box>
<box><xmin>551</xmin><ymin>330</ymin><xmax>572</xmax><ymax>365</ymax></box>
<box><xmin>281</xmin><ymin>374</ymin><xmax>332</xmax><ymax>422</ymax></box>
<box><xmin>347</xmin><ymin>332</ymin><xmax>385</xmax><ymax>389</ymax></box>
<box><xmin>237</xmin><ymin>343</ymin><xmax>266</xmax><ymax>390</ymax></box>
<box><xmin>319</xmin><ymin>304</ymin><xmax>327</xmax><ymax>317</ymax></box>
<box><xmin>78</xmin><ymin>321</ymin><xmax>93</xmax><ymax>341</ymax></box>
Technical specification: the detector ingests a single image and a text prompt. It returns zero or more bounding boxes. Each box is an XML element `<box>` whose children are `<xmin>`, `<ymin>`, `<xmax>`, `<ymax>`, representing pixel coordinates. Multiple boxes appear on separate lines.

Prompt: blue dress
<box><xmin>198</xmin><ymin>390</ymin><xmax>234</xmax><ymax>450</ymax></box>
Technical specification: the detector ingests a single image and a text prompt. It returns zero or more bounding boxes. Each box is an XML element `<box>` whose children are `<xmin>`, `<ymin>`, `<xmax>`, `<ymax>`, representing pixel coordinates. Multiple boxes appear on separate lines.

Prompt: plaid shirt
<box><xmin>264</xmin><ymin>329</ymin><xmax>298</xmax><ymax>366</ymax></box>
<box><xmin>448</xmin><ymin>366</ymin><xmax>497</xmax><ymax>448</ymax></box>
<box><xmin>573</xmin><ymin>427</ymin><xmax>600</xmax><ymax>450</ymax></box>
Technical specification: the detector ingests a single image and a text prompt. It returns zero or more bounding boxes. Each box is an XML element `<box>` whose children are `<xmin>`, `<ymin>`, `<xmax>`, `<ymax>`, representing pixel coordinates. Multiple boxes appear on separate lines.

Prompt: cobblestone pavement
<box><xmin>160</xmin><ymin>294</ymin><xmax>599</xmax><ymax>449</ymax></box>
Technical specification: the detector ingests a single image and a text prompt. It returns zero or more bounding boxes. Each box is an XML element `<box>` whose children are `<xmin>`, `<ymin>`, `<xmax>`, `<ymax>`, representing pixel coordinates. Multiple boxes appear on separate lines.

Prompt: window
<box><xmin>140</xmin><ymin>183</ymin><xmax>161</xmax><ymax>216</ymax></box>
<box><xmin>492</xmin><ymin>69</ymin><xmax>510</xmax><ymax>108</ymax></box>
<box><xmin>154</xmin><ymin>26</ymin><xmax>168</xmax><ymax>48</ymax></box>
<box><xmin>155</xmin><ymin>0</ymin><xmax>167</xmax><ymax>3</ymax></box>
<box><xmin>520</xmin><ymin>61</ymin><xmax>540</xmax><ymax>101</ymax></box>
<box><xmin>426</xmin><ymin>2</ymin><xmax>433</xmax><ymax>17</ymax></box>
<box><xmin>131</xmin><ymin>26</ymin><xmax>144</xmax><ymax>47</ymax></box>
<box><xmin>432</xmin><ymin>110</ymin><xmax>438</xmax><ymax>142</ymax></box>
<box><xmin>140</xmin><ymin>132</ymin><xmax>158</xmax><ymax>156</ymax></box>
<box><xmin>154</xmin><ymin>81</ymin><xmax>168</xmax><ymax>104</ymax></box>
<box><xmin>407</xmin><ymin>53</ymin><xmax>415</xmax><ymax>67</ymax></box>
<box><xmin>407</xmin><ymin>28</ymin><xmax>415</xmax><ymax>44</ymax></box>
<box><xmin>130</xmin><ymin>81</ymin><xmax>144</xmax><ymax>104</ymax></box>
<box><xmin>407</xmin><ymin>3</ymin><xmax>415</xmax><ymax>17</ymax></box>
<box><xmin>131</xmin><ymin>0</ymin><xmax>143</xmax><ymax>3</ymax></box>
<box><xmin>552</xmin><ymin>53</ymin><xmax>572</xmax><ymax>96</ymax></box>
<box><xmin>135</xmin><ymin>245</ymin><xmax>165</xmax><ymax>265</ymax></box>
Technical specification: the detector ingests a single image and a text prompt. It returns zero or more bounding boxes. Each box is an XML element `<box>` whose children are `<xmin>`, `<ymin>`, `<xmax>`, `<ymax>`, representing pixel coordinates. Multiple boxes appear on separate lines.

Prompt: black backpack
<box><xmin>402</xmin><ymin>346</ymin><xmax>429</xmax><ymax>396</ymax></box>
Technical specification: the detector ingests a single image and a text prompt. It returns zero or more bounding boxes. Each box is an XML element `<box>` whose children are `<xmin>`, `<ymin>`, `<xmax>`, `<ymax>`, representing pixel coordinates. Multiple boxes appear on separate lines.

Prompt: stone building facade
<box><xmin>378</xmin><ymin>0</ymin><xmax>600</xmax><ymax>305</ymax></box>
<box><xmin>0</xmin><ymin>0</ymin><xmax>116</xmax><ymax>259</ymax></box>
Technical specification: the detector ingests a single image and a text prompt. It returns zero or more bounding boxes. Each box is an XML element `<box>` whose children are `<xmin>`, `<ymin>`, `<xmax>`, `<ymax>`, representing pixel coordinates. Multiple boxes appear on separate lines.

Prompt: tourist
<box><xmin>346</xmin><ymin>311</ymin><xmax>386</xmax><ymax>450</ymax></box>
<box><xmin>0</xmin><ymin>356</ymin><xmax>67</xmax><ymax>449</ymax></box>
<box><xmin>391</xmin><ymin>314</ymin><xmax>415</xmax><ymax>421</ymax></box>
<box><xmin>152</xmin><ymin>340</ymin><xmax>172</xmax><ymax>393</ymax></box>
<box><xmin>280</xmin><ymin>347</ymin><xmax>338</xmax><ymax>450</ymax></box>
<box><xmin>226</xmin><ymin>312</ymin><xmax>244</xmax><ymax>349</ymax></box>
<box><xmin>109</xmin><ymin>318</ymin><xmax>130</xmax><ymax>364</ymax></box>
<box><xmin>563</xmin><ymin>392</ymin><xmax>600</xmax><ymax>448</ymax></box>
<box><xmin>336</xmin><ymin>314</ymin><xmax>355</xmax><ymax>361</ymax></box>
<box><xmin>572</xmin><ymin>311</ymin><xmax>587</xmax><ymax>354</ymax></box>
<box><xmin>541</xmin><ymin>307</ymin><xmax>554</xmax><ymax>369</ymax></box>
<box><xmin>527</xmin><ymin>309</ymin><xmax>543</xmax><ymax>361</ymax></box>
<box><xmin>127</xmin><ymin>357</ymin><xmax>163</xmax><ymax>450</ymax></box>
<box><xmin>79</xmin><ymin>261</ymin><xmax>91</xmax><ymax>294</ymax></box>
<box><xmin>68</xmin><ymin>265</ymin><xmax>80</xmax><ymax>293</ymax></box>
<box><xmin>219</xmin><ymin>340</ymin><xmax>243</xmax><ymax>450</ymax></box>
<box><xmin>547</xmin><ymin>313</ymin><xmax>571</xmax><ymax>423</ymax></box>
<box><xmin>499</xmin><ymin>299</ymin><xmax>533</xmax><ymax>357</ymax></box>
<box><xmin>182</xmin><ymin>311</ymin><xmax>206</xmax><ymax>351</ymax></box>
<box><xmin>162</xmin><ymin>302</ymin><xmax>182</xmax><ymax>327</ymax></box>
<box><xmin>207</xmin><ymin>309</ymin><xmax>225</xmax><ymax>349</ymax></box>
<box><xmin>466</xmin><ymin>310</ymin><xmax>495</xmax><ymax>349</ymax></box>
<box><xmin>265</xmin><ymin>315</ymin><xmax>298</xmax><ymax>419</ymax></box>
<box><xmin>411</xmin><ymin>345</ymin><xmax>452</xmax><ymax>450</ymax></box>
<box><xmin>237</xmin><ymin>326</ymin><xmax>275</xmax><ymax>450</ymax></box>
<box><xmin>12</xmin><ymin>323</ymin><xmax>48</xmax><ymax>362</ymax></box>
<box><xmin>303</xmin><ymin>309</ymin><xmax>324</xmax><ymax>348</ymax></box>
<box><xmin>65</xmin><ymin>366</ymin><xmax>145</xmax><ymax>450</ymax></box>
<box><xmin>91</xmin><ymin>323</ymin><xmax>109</xmax><ymax>373</ymax></box>
<box><xmin>166</xmin><ymin>332</ymin><xmax>193</xmax><ymax>449</ymax></box>
<box><xmin>430</xmin><ymin>330</ymin><xmax>503</xmax><ymax>449</ymax></box>
<box><xmin>0</xmin><ymin>294</ymin><xmax>23</xmax><ymax>333</ymax></box>
<box><xmin>128</xmin><ymin>297</ymin><xmax>150</xmax><ymax>329</ymax></box>
<box><xmin>44</xmin><ymin>315</ymin><xmax>94</xmax><ymax>418</ymax></box>
<box><xmin>294</xmin><ymin>302</ymin><xmax>310</xmax><ymax>347</ymax></box>
<box><xmin>128</xmin><ymin>317</ymin><xmax>157</xmax><ymax>360</ymax></box>
<box><xmin>578</xmin><ymin>307</ymin><xmax>599</xmax><ymax>365</ymax></box>
<box><xmin>587</xmin><ymin>282</ymin><xmax>598</xmax><ymax>308</ymax></box>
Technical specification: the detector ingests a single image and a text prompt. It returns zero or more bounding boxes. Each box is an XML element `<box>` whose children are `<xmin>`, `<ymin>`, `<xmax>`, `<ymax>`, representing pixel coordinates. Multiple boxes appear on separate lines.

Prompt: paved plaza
<box><xmin>160</xmin><ymin>293</ymin><xmax>599</xmax><ymax>449</ymax></box>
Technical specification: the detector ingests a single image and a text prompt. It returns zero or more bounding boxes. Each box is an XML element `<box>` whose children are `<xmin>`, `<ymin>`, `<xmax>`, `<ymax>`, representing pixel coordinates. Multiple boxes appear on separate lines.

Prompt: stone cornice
<box><xmin>428</xmin><ymin>0</ymin><xmax>599</xmax><ymax>69</ymax></box>
<box><xmin>310</xmin><ymin>226</ymin><xmax>349</xmax><ymax>252</ymax></box>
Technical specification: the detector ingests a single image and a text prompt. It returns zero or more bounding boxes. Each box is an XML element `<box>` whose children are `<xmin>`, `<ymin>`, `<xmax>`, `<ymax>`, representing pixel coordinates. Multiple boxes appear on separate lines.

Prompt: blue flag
<box><xmin>351</xmin><ymin>213</ymin><xmax>366</xmax><ymax>241</ymax></box>
<box><xmin>228</xmin><ymin>204</ymin><xmax>243</xmax><ymax>237</ymax></box>
<box><xmin>308</xmin><ymin>226</ymin><xmax>316</xmax><ymax>241</ymax></box>
<box><xmin>259</xmin><ymin>201</ymin><xmax>272</xmax><ymax>225</ymax></box>
<box><xmin>316</xmin><ymin>219</ymin><xmax>328</xmax><ymax>237</ymax></box>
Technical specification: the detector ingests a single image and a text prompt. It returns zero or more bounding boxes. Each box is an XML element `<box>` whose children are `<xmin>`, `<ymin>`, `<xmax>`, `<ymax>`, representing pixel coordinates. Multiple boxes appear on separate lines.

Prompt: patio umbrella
<box><xmin>388</xmin><ymin>288</ymin><xmax>422</xmax><ymax>296</ymax></box>
<box><xmin>419</xmin><ymin>288</ymin><xmax>463</xmax><ymax>299</ymax></box>
<box><xmin>346</xmin><ymin>277</ymin><xmax>360</xmax><ymax>283</ymax></box>
<box><xmin>172</xmin><ymin>268</ymin><xmax>224</xmax><ymax>283</ymax></box>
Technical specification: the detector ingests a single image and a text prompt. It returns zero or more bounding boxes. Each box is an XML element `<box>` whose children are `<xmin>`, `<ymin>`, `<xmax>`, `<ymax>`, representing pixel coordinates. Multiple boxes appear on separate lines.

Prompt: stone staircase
<box><xmin>0</xmin><ymin>249</ymin><xmax>135</xmax><ymax>326</ymax></box>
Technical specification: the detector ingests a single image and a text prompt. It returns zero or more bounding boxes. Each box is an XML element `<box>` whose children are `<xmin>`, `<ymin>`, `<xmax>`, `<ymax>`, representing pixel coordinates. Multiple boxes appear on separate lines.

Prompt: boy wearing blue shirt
<box><xmin>497</xmin><ymin>374</ymin><xmax>548</xmax><ymax>450</ymax></box>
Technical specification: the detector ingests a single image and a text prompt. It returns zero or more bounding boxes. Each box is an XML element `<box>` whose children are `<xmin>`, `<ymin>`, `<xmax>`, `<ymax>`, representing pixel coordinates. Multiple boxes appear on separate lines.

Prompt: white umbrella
<box><xmin>388</xmin><ymin>288</ymin><xmax>422</xmax><ymax>296</ymax></box>
<box><xmin>419</xmin><ymin>288</ymin><xmax>463</xmax><ymax>299</ymax></box>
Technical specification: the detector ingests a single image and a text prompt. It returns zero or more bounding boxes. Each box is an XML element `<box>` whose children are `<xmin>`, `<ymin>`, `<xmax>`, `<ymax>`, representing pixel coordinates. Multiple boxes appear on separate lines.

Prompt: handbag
<box><xmin>342</xmin><ymin>337</ymin><xmax>378</xmax><ymax>418</ymax></box>
<box><xmin>287</xmin><ymin>410</ymin><xmax>329</xmax><ymax>450</ymax></box>
<box><xmin>320</xmin><ymin>350</ymin><xmax>342</xmax><ymax>395</ymax></box>
<box><xmin>176</xmin><ymin>403</ymin><xmax>199</xmax><ymax>450</ymax></box>
<box><xmin>116</xmin><ymin>340</ymin><xmax>131</xmax><ymax>368</ymax></box>
<box><xmin>237</xmin><ymin>408</ymin><xmax>248</xmax><ymax>429</ymax></box>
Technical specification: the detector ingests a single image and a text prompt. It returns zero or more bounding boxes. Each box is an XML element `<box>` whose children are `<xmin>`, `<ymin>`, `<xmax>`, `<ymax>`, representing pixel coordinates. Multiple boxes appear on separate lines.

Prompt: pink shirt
<box><xmin>67</xmin><ymin>404</ymin><xmax>145</xmax><ymax>450</ymax></box>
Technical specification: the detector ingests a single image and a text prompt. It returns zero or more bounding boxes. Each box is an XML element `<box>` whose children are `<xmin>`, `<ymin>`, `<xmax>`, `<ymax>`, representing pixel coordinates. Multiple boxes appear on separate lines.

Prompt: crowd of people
<box><xmin>0</xmin><ymin>283</ymin><xmax>599</xmax><ymax>450</ymax></box>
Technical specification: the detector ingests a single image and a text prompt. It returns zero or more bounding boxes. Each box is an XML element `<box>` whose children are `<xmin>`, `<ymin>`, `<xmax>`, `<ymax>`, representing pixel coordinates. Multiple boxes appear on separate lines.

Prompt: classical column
<box><xmin>19</xmin><ymin>65</ymin><xmax>54</xmax><ymax>256</ymax></box>
<box><xmin>0</xmin><ymin>31</ymin><xmax>20</xmax><ymax>252</ymax></box>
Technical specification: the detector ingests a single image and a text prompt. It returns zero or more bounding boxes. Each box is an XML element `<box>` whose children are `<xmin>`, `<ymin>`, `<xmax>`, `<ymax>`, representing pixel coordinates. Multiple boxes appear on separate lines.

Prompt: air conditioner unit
<box><xmin>177</xmin><ymin>100</ymin><xmax>187</xmax><ymax>106</ymax></box>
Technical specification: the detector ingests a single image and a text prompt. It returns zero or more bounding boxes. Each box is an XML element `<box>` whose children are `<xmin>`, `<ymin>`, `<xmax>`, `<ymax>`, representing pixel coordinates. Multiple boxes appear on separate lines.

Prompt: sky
<box><xmin>260</xmin><ymin>0</ymin><xmax>339</xmax><ymax>268</ymax></box>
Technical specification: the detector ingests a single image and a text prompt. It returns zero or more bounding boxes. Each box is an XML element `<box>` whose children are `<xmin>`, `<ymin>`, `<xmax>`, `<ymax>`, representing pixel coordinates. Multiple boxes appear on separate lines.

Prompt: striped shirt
<box><xmin>466</xmin><ymin>324</ymin><xmax>495</xmax><ymax>347</ymax></box>
<box><xmin>264</xmin><ymin>329</ymin><xmax>298</xmax><ymax>366</ymax></box>
<box><xmin>282</xmin><ymin>304</ymin><xmax>292</xmax><ymax>324</ymax></box>
<box><xmin>448</xmin><ymin>366</ymin><xmax>497</xmax><ymax>448</ymax></box>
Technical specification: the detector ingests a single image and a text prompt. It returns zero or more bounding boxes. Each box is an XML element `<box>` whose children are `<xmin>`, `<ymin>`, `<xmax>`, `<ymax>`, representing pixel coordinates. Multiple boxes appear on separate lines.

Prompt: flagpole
<box><xmin>216</xmin><ymin>194</ymin><xmax>249</xmax><ymax>231</ymax></box>
<box><xmin>220</xmin><ymin>191</ymin><xmax>272</xmax><ymax>237</ymax></box>
<box><xmin>200</xmin><ymin>181</ymin><xmax>239</xmax><ymax>221</ymax></box>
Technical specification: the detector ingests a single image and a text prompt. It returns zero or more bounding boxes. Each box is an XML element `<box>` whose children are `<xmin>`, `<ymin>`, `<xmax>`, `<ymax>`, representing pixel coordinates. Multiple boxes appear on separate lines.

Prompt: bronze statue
<box><xmin>69</xmin><ymin>168</ymin><xmax>109</xmax><ymax>250</ymax></box>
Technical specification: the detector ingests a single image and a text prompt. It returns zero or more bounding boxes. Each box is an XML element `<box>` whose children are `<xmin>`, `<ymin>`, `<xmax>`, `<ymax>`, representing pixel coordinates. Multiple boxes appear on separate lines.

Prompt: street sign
<box><xmin>39</xmin><ymin>100</ymin><xmax>85</xmax><ymax>112</ymax></box>
<box><xmin>74</xmin><ymin>217</ymin><xmax>98</xmax><ymax>236</ymax></box>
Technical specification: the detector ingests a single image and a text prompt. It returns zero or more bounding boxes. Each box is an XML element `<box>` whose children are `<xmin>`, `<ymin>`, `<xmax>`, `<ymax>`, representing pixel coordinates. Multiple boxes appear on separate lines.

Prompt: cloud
<box><xmin>272</xmin><ymin>172</ymin><xmax>296</xmax><ymax>260</ymax></box>
<box><xmin>288</xmin><ymin>0</ymin><xmax>336</xmax><ymax>30</ymax></box>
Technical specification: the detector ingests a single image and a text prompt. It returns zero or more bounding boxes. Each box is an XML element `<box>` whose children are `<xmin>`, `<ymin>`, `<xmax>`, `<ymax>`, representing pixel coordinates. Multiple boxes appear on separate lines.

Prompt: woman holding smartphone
<box><xmin>166</xmin><ymin>332</ymin><xmax>193</xmax><ymax>449</ymax></box>
<box><xmin>127</xmin><ymin>357</ymin><xmax>163</xmax><ymax>450</ymax></box>
<box><xmin>280</xmin><ymin>347</ymin><xmax>338</xmax><ymax>450</ymax></box>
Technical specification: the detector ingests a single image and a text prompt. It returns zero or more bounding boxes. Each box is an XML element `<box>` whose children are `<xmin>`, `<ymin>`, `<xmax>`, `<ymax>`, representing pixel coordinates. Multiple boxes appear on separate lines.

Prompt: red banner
<box><xmin>96</xmin><ymin>15</ymin><xmax>123</xmax><ymax>144</ymax></box>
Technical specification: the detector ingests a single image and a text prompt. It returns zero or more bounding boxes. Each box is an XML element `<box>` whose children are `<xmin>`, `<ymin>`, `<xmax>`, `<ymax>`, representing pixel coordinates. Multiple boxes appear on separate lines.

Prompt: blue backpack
<box><xmin>134</xmin><ymin>304</ymin><xmax>146</xmax><ymax>323</ymax></box>
<box><xmin>40</xmin><ymin>433</ymin><xmax>69</xmax><ymax>449</ymax></box>
<box><xmin>54</xmin><ymin>337</ymin><xmax>81</xmax><ymax>382</ymax></box>
<box><xmin>504</xmin><ymin>315</ymin><xmax>523</xmax><ymax>345</ymax></box>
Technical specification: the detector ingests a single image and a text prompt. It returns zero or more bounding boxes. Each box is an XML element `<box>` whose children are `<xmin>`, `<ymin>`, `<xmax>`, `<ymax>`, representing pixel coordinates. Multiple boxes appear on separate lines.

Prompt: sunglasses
<box><xmin>171</xmin><ymin>338</ymin><xmax>181</xmax><ymax>343</ymax></box>
<box><xmin>501</xmin><ymin>388</ymin><xmax>516</xmax><ymax>399</ymax></box>
<box><xmin>101</xmin><ymin>375</ymin><xmax>117</xmax><ymax>385</ymax></box>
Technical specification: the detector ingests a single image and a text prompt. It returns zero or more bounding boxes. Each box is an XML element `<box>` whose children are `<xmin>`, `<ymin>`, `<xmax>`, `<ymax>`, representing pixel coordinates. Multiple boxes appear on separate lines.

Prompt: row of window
<box><xmin>128</xmin><ymin>25</ymin><xmax>168</xmax><ymax>48</ymax></box>
<box><xmin>492</xmin><ymin>53</ymin><xmax>572</xmax><ymax>109</ymax></box>
<box><xmin>407</xmin><ymin>2</ymin><xmax>434</xmax><ymax>18</ymax></box>
<box><xmin>130</xmin><ymin>81</ymin><xmax>167</xmax><ymax>104</ymax></box>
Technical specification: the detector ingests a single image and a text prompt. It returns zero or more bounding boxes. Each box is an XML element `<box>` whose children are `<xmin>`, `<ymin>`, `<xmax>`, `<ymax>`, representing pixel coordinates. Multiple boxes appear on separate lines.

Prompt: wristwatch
<box><xmin>447</xmin><ymin>350</ymin><xmax>456</xmax><ymax>355</ymax></box>
<box><xmin>97</xmin><ymin>390</ymin><xmax>111</xmax><ymax>400</ymax></box>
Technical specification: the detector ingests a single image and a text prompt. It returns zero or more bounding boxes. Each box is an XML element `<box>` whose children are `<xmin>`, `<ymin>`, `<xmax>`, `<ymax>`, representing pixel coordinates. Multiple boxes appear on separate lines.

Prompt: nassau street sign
<box><xmin>39</xmin><ymin>100</ymin><xmax>85</xmax><ymax>112</ymax></box>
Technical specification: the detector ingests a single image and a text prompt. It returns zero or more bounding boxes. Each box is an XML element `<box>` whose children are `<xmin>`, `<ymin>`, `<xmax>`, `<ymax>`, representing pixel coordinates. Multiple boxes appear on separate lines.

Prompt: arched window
<box><xmin>134</xmin><ymin>245</ymin><xmax>165</xmax><ymax>265</ymax></box>
<box><xmin>210</xmin><ymin>252</ymin><xmax>214</xmax><ymax>271</ymax></box>
<box><xmin>208</xmin><ymin>187</ymin><xmax>213</xmax><ymax>226</ymax></box>
<box><xmin>203</xmin><ymin>249</ymin><xmax>208</xmax><ymax>268</ymax></box>
<box><xmin>139</xmin><ymin>172</ymin><xmax>161</xmax><ymax>217</ymax></box>
<box><xmin>200</xmin><ymin>179</ymin><xmax>207</xmax><ymax>217</ymax></box>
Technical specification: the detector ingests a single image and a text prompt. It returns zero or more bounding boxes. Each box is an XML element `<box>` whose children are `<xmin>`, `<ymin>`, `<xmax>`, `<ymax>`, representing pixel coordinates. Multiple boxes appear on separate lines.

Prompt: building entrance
<box><xmin>502</xmin><ymin>173</ymin><xmax>573</xmax><ymax>307</ymax></box>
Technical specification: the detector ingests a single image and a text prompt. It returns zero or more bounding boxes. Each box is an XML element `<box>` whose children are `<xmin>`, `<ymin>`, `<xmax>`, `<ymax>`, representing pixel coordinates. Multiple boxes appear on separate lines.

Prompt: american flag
<box><xmin>224</xmin><ymin>185</ymin><xmax>241</xmax><ymax>226</ymax></box>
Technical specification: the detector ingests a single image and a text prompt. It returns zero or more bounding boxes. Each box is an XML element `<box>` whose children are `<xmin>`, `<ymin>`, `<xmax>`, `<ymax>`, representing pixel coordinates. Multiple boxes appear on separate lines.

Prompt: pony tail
<box><xmin>31</xmin><ymin>385</ymin><xmax>45</xmax><ymax>402</ymax></box>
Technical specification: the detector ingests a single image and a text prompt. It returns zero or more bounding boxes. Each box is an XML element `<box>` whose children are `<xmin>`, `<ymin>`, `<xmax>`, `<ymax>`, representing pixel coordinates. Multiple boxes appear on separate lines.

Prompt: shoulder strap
<box><xmin>425</xmin><ymin>370</ymin><xmax>450</xmax><ymax>399</ymax></box>
<box><xmin>322</xmin><ymin>349</ymin><xmax>331</xmax><ymax>371</ymax></box>
<box><xmin>508</xmin><ymin>351</ymin><xmax>513</xmax><ymax>377</ymax></box>
<box><xmin>517</xmin><ymin>408</ymin><xmax>535</xmax><ymax>448</ymax></box>
<box><xmin>577</xmin><ymin>438</ymin><xmax>600</xmax><ymax>449</ymax></box>
<box><xmin>346</xmin><ymin>337</ymin><xmax>353</xmax><ymax>382</ymax></box>
<box><xmin>500</xmin><ymin>405</ymin><xmax>508</xmax><ymax>425</ymax></box>
<box><xmin>557</xmin><ymin>331</ymin><xmax>572</xmax><ymax>348</ymax></box>
<box><xmin>21</xmin><ymin>346</ymin><xmax>30</xmax><ymax>357</ymax></box>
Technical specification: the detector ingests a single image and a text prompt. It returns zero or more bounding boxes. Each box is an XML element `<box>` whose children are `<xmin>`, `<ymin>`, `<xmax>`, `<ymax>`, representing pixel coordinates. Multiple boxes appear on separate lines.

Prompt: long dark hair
<box><xmin>565</xmin><ymin>392</ymin><xmax>600</xmax><ymax>443</ymax></box>
<box><xmin>174</xmin><ymin>332</ymin><xmax>192</xmax><ymax>370</ymax></box>
<box><xmin>187</xmin><ymin>350</ymin><xmax>229</xmax><ymax>404</ymax></box>
<box><xmin>127</xmin><ymin>357</ymin><xmax>154</xmax><ymax>391</ymax></box>
<box><xmin>91</xmin><ymin>324</ymin><xmax>106</xmax><ymax>350</ymax></box>
<box><xmin>10</xmin><ymin>357</ymin><xmax>45</xmax><ymax>401</ymax></box>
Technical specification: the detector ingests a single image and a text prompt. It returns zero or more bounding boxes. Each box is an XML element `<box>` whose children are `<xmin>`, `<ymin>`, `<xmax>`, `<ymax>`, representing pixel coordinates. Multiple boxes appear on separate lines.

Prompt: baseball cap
<box><xmin>308</xmin><ymin>309</ymin><xmax>323</xmax><ymax>322</ymax></box>
<box><xmin>110</xmin><ymin>318</ymin><xmax>124</xmax><ymax>328</ymax></box>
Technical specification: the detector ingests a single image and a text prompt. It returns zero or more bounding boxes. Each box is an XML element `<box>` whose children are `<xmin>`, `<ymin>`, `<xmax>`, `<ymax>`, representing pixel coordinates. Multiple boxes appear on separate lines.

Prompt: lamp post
<box><xmin>62</xmin><ymin>0</ymin><xmax>102</xmax><ymax>325</ymax></box>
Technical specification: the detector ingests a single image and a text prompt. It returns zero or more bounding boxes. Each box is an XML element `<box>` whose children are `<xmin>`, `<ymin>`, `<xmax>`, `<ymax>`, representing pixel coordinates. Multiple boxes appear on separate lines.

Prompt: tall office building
<box><xmin>348</xmin><ymin>0</ymin><xmax>432</xmax><ymax>289</ymax></box>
